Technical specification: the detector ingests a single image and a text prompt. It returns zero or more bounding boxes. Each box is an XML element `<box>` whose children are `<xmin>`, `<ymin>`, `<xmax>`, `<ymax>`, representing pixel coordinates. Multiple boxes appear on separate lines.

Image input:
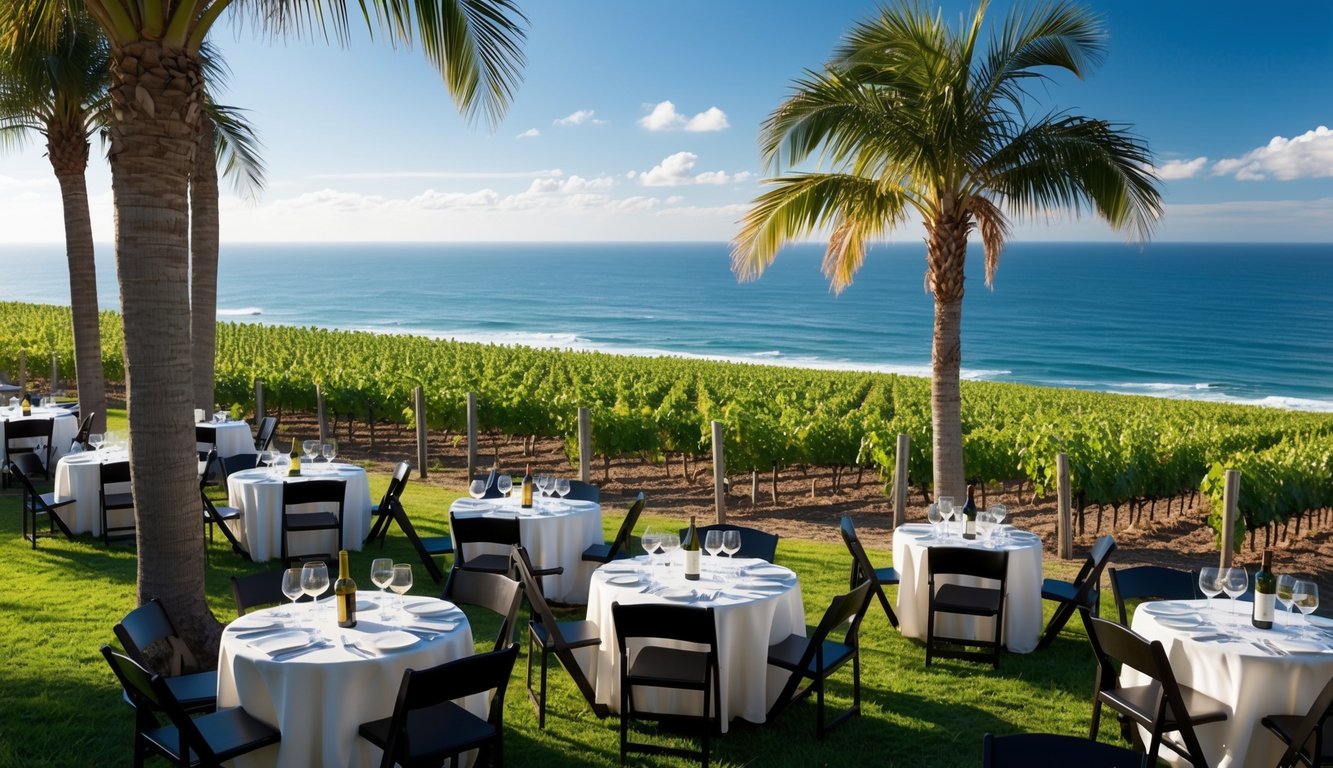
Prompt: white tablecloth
<box><xmin>450</xmin><ymin>496</ymin><xmax>603</xmax><ymax>604</ymax></box>
<box><xmin>892</xmin><ymin>523</ymin><xmax>1044</xmax><ymax>653</ymax></box>
<box><xmin>197</xmin><ymin>419</ymin><xmax>257</xmax><ymax>459</ymax></box>
<box><xmin>585</xmin><ymin>555</ymin><xmax>805</xmax><ymax>732</ymax></box>
<box><xmin>1128</xmin><ymin>599</ymin><xmax>1333</xmax><ymax>767</ymax></box>
<box><xmin>0</xmin><ymin>406</ymin><xmax>78</xmax><ymax>466</ymax></box>
<box><xmin>217</xmin><ymin>596</ymin><xmax>478</xmax><ymax>768</ymax></box>
<box><xmin>226</xmin><ymin>465</ymin><xmax>373</xmax><ymax>562</ymax></box>
<box><xmin>52</xmin><ymin>449</ymin><xmax>130</xmax><ymax>535</ymax></box>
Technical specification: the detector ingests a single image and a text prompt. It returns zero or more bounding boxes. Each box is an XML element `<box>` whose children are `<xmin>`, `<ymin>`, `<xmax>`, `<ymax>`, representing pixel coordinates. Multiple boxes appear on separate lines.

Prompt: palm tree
<box><xmin>12</xmin><ymin>0</ymin><xmax>526</xmax><ymax>657</ymax></box>
<box><xmin>0</xmin><ymin>7</ymin><xmax>109</xmax><ymax>434</ymax></box>
<box><xmin>732</xmin><ymin>0</ymin><xmax>1161</xmax><ymax>502</ymax></box>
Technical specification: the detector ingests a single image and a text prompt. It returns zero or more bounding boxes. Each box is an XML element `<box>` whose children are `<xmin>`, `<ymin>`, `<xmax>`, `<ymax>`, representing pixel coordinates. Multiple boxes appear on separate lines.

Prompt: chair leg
<box><xmin>875</xmin><ymin>584</ymin><xmax>899</xmax><ymax>628</ymax></box>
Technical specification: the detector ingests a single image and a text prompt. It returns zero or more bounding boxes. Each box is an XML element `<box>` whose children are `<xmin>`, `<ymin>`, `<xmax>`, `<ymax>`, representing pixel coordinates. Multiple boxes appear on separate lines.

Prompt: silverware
<box><xmin>269</xmin><ymin>640</ymin><xmax>329</xmax><ymax>661</ymax></box>
<box><xmin>341</xmin><ymin>634</ymin><xmax>374</xmax><ymax>659</ymax></box>
<box><xmin>1262</xmin><ymin>639</ymin><xmax>1290</xmax><ymax>656</ymax></box>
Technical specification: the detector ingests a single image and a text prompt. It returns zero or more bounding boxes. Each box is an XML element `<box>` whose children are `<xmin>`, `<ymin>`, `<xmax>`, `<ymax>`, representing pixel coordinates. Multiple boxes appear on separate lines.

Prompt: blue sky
<box><xmin>4</xmin><ymin>0</ymin><xmax>1331</xmax><ymax>243</ymax></box>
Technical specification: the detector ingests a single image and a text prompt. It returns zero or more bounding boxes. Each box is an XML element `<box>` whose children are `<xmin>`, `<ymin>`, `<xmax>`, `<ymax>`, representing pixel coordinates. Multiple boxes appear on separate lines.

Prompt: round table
<box><xmin>197</xmin><ymin>419</ymin><xmax>257</xmax><ymax>459</ymax></box>
<box><xmin>226</xmin><ymin>465</ymin><xmax>373</xmax><ymax>562</ymax></box>
<box><xmin>892</xmin><ymin>522</ymin><xmax>1044</xmax><ymax>653</ymax></box>
<box><xmin>0</xmin><ymin>406</ymin><xmax>78</xmax><ymax>467</ymax></box>
<box><xmin>217</xmin><ymin>596</ymin><xmax>477</xmax><ymax>768</ymax></box>
<box><xmin>450</xmin><ymin>496</ymin><xmax>603</xmax><ymax>604</ymax></box>
<box><xmin>52</xmin><ymin>449</ymin><xmax>130</xmax><ymax>535</ymax></box>
<box><xmin>585</xmin><ymin>554</ymin><xmax>805</xmax><ymax>731</ymax></box>
<box><xmin>1128</xmin><ymin>599</ymin><xmax>1333</xmax><ymax>767</ymax></box>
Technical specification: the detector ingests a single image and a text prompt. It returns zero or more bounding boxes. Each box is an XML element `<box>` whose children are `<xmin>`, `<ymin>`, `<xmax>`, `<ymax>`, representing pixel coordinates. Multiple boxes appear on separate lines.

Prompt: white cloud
<box><xmin>632</xmin><ymin>152</ymin><xmax>752</xmax><ymax>187</ymax></box>
<box><xmin>685</xmin><ymin>106</ymin><xmax>730</xmax><ymax>133</ymax></box>
<box><xmin>1154</xmin><ymin>157</ymin><xmax>1208</xmax><ymax>180</ymax></box>
<box><xmin>520</xmin><ymin>175</ymin><xmax>615</xmax><ymax>196</ymax></box>
<box><xmin>554</xmin><ymin>109</ymin><xmax>605</xmax><ymax>127</ymax></box>
<box><xmin>1213</xmin><ymin>126</ymin><xmax>1333</xmax><ymax>181</ymax></box>
<box><xmin>516</xmin><ymin>128</ymin><xmax>540</xmax><ymax>139</ymax></box>
<box><xmin>639</xmin><ymin>100</ymin><xmax>729</xmax><ymax>132</ymax></box>
<box><xmin>407</xmin><ymin>189</ymin><xmax>502</xmax><ymax>209</ymax></box>
<box><xmin>310</xmin><ymin>169</ymin><xmax>561</xmax><ymax>180</ymax></box>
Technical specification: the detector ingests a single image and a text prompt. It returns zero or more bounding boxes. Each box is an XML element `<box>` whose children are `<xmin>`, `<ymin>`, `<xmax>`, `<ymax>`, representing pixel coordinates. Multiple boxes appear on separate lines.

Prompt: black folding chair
<box><xmin>982</xmin><ymin>732</ymin><xmax>1148</xmax><ymax>767</ymax></box>
<box><xmin>195</xmin><ymin>424</ymin><xmax>217</xmax><ymax>462</ymax></box>
<box><xmin>448</xmin><ymin>511</ymin><xmax>561</xmax><ymax>594</ymax></box>
<box><xmin>280</xmin><ymin>479</ymin><xmax>346</xmax><ymax>568</ymax></box>
<box><xmin>563</xmin><ymin>479</ymin><xmax>600</xmax><ymax>502</ymax></box>
<box><xmin>253</xmin><ymin>415</ymin><xmax>278</xmax><ymax>452</ymax></box>
<box><xmin>365</xmin><ymin>461</ymin><xmax>412</xmax><ymax>547</ymax></box>
<box><xmin>583</xmin><ymin>492</ymin><xmax>645</xmax><ymax>564</ymax></box>
<box><xmin>231</xmin><ymin>569</ymin><xmax>331</xmax><ymax>616</ymax></box>
<box><xmin>767</xmin><ymin>580</ymin><xmax>873</xmax><ymax>738</ymax></box>
<box><xmin>1262</xmin><ymin>671</ymin><xmax>1333</xmax><ymax>768</ymax></box>
<box><xmin>101</xmin><ymin>645</ymin><xmax>279</xmax><ymax>768</ymax></box>
<box><xmin>8</xmin><ymin>453</ymin><xmax>75</xmax><ymax>548</ymax></box>
<box><xmin>2</xmin><ymin>416</ymin><xmax>53</xmax><ymax>487</ymax></box>
<box><xmin>1038</xmin><ymin>534</ymin><xmax>1116</xmax><ymax>649</ymax></box>
<box><xmin>926</xmin><ymin>546</ymin><xmax>1009</xmax><ymax>668</ymax></box>
<box><xmin>113</xmin><ymin>598</ymin><xmax>218</xmax><ymax>714</ymax></box>
<box><xmin>1083</xmin><ymin>613</ymin><xmax>1228</xmax><ymax>767</ymax></box>
<box><xmin>839</xmin><ymin>516</ymin><xmax>899</xmax><ymax>628</ymax></box>
<box><xmin>72</xmin><ymin>411</ymin><xmax>95</xmax><ymax>451</ymax></box>
<box><xmin>100</xmin><ymin>459</ymin><xmax>135</xmax><ymax>544</ymax></box>
<box><xmin>1108</xmin><ymin>565</ymin><xmax>1197</xmax><ymax>626</ymax></box>
<box><xmin>612</xmin><ymin>601</ymin><xmax>720</xmax><ymax>768</ymax></box>
<box><xmin>358</xmin><ymin>643</ymin><xmax>519</xmax><ymax>768</ymax></box>
<box><xmin>684</xmin><ymin>523</ymin><xmax>779</xmax><ymax>563</ymax></box>
<box><xmin>443</xmin><ymin>569</ymin><xmax>524</xmax><ymax>652</ymax></box>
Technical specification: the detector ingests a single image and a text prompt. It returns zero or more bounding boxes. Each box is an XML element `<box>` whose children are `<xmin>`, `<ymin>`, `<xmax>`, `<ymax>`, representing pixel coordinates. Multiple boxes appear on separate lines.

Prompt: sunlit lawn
<box><xmin>0</xmin><ymin>410</ymin><xmax>1111</xmax><ymax>767</ymax></box>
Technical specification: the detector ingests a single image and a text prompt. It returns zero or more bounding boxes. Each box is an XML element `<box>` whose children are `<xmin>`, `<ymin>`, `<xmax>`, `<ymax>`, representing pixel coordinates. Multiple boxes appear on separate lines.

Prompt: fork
<box><xmin>341</xmin><ymin>634</ymin><xmax>374</xmax><ymax>659</ymax></box>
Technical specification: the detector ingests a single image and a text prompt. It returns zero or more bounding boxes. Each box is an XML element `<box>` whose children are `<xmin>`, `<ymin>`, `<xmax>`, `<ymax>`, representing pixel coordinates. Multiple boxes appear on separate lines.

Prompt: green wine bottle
<box><xmin>1252</xmin><ymin>549</ymin><xmax>1275</xmax><ymax>630</ymax></box>
<box><xmin>683</xmin><ymin>516</ymin><xmax>700</xmax><ymax>581</ymax></box>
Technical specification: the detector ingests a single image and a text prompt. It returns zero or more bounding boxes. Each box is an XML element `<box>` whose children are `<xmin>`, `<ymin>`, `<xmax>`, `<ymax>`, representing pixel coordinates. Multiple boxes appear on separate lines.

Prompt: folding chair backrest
<box><xmin>810</xmin><ymin>579</ymin><xmax>873</xmax><ymax>649</ymax></box>
<box><xmin>114</xmin><ymin>598</ymin><xmax>198</xmax><ymax>677</ymax></box>
<box><xmin>929</xmin><ymin>546</ymin><xmax>1008</xmax><ymax>584</ymax></box>
<box><xmin>220</xmin><ymin>452</ymin><xmax>260</xmax><ymax>478</ymax></box>
<box><xmin>1277</xmin><ymin>673</ymin><xmax>1333</xmax><ymax>768</ymax></box>
<box><xmin>232</xmin><ymin>571</ymin><xmax>286</xmax><ymax>616</ymax></box>
<box><xmin>6</xmin><ymin>417</ymin><xmax>53</xmax><ymax>443</ymax></box>
<box><xmin>101</xmin><ymin>459</ymin><xmax>132</xmax><ymax>486</ymax></box>
<box><xmin>452</xmin><ymin>513</ymin><xmax>521</xmax><ymax>558</ymax></box>
<box><xmin>564</xmin><ymin>480</ymin><xmax>601</xmax><ymax>502</ymax></box>
<box><xmin>254</xmin><ymin>416</ymin><xmax>278</xmax><ymax>451</ymax></box>
<box><xmin>512</xmin><ymin>545</ymin><xmax>560</xmax><ymax>638</ymax></box>
<box><xmin>444</xmin><ymin>569</ymin><xmax>523</xmax><ymax>651</ymax></box>
<box><xmin>692</xmin><ymin>524</ymin><xmax>779</xmax><ymax>563</ymax></box>
<box><xmin>608</xmin><ymin>493</ymin><xmax>646</xmax><ymax>557</ymax></box>
<box><xmin>74</xmin><ymin>412</ymin><xmax>95</xmax><ymax>446</ymax></box>
<box><xmin>8</xmin><ymin>453</ymin><xmax>45</xmax><ymax>494</ymax></box>
<box><xmin>1109</xmin><ymin>565</ymin><xmax>1197</xmax><ymax>625</ymax></box>
<box><xmin>101</xmin><ymin>644</ymin><xmax>165</xmax><ymax>712</ymax></box>
<box><xmin>613</xmin><ymin>601</ymin><xmax>716</xmax><ymax>649</ymax></box>
<box><xmin>282</xmin><ymin>478</ymin><xmax>346</xmax><ymax>507</ymax></box>
<box><xmin>398</xmin><ymin>643</ymin><xmax>519</xmax><ymax>711</ymax></box>
<box><xmin>377</xmin><ymin>461</ymin><xmax>410</xmax><ymax>512</ymax></box>
<box><xmin>840</xmin><ymin>517</ymin><xmax>878</xmax><ymax>586</ymax></box>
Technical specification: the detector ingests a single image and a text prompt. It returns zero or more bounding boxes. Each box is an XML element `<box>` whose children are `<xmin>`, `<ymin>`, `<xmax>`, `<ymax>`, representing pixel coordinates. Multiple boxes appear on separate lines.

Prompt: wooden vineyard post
<box><xmin>1220</xmin><ymin>469</ymin><xmax>1240</xmax><ymax>568</ymax></box>
<box><xmin>578</xmin><ymin>407</ymin><xmax>591</xmax><ymax>483</ymax></box>
<box><xmin>18</xmin><ymin>348</ymin><xmax>25</xmax><ymax>391</ymax></box>
<box><xmin>254</xmin><ymin>379</ymin><xmax>265</xmax><ymax>422</ymax></box>
<box><xmin>316</xmin><ymin>384</ymin><xmax>328</xmax><ymax>444</ymax></box>
<box><xmin>50</xmin><ymin>352</ymin><xmax>59</xmax><ymax>395</ymax></box>
<box><xmin>711</xmin><ymin>420</ymin><xmax>726</xmax><ymax>524</ymax></box>
<box><xmin>414</xmin><ymin>386</ymin><xmax>428</xmax><ymax>479</ymax></box>
<box><xmin>1057</xmin><ymin>452</ymin><xmax>1073</xmax><ymax>559</ymax></box>
<box><xmin>892</xmin><ymin>432</ymin><xmax>909</xmax><ymax>527</ymax></box>
<box><xmin>466</xmin><ymin>392</ymin><xmax>478</xmax><ymax>479</ymax></box>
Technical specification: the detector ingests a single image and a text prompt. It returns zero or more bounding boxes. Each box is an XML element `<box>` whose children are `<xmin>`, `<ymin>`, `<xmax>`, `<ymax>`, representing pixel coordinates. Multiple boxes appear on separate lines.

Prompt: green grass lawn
<box><xmin>0</xmin><ymin>410</ymin><xmax>1110</xmax><ymax>767</ymax></box>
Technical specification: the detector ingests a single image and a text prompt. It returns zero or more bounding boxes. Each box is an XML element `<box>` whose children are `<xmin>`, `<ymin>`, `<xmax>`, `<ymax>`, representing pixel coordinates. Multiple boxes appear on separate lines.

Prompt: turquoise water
<box><xmin>3</xmin><ymin>241</ymin><xmax>1331</xmax><ymax>410</ymax></box>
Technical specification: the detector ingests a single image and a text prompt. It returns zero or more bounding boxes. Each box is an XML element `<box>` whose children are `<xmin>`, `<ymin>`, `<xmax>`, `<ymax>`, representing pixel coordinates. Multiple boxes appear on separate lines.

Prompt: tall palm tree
<box><xmin>0</xmin><ymin>7</ymin><xmax>109</xmax><ymax>434</ymax></box>
<box><xmin>12</xmin><ymin>0</ymin><xmax>526</xmax><ymax>657</ymax></box>
<box><xmin>732</xmin><ymin>0</ymin><xmax>1161</xmax><ymax>501</ymax></box>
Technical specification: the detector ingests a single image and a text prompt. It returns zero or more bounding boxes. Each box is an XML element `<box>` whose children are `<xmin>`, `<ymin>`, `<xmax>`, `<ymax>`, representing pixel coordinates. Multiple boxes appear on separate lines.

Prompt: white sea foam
<box><xmin>217</xmin><ymin>307</ymin><xmax>263</xmax><ymax>316</ymax></box>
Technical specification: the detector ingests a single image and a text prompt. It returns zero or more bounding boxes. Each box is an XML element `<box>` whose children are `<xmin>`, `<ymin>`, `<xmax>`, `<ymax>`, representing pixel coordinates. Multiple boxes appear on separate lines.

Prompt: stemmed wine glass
<box><xmin>390</xmin><ymin>564</ymin><xmax>414</xmax><ymax>621</ymax></box>
<box><xmin>496</xmin><ymin>475</ymin><xmax>513</xmax><ymax>498</ymax></box>
<box><xmin>936</xmin><ymin>497</ymin><xmax>956</xmax><ymax>539</ymax></box>
<box><xmin>721</xmin><ymin>529</ymin><xmax>741</xmax><ymax>563</ymax></box>
<box><xmin>989</xmin><ymin>504</ymin><xmax>1008</xmax><ymax>544</ymax></box>
<box><xmin>927</xmin><ymin>503</ymin><xmax>944</xmax><ymax>541</ymax></box>
<box><xmin>975</xmin><ymin>511</ymin><xmax>996</xmax><ymax>548</ymax></box>
<box><xmin>301</xmin><ymin>561</ymin><xmax>330</xmax><ymax>617</ymax></box>
<box><xmin>1277</xmin><ymin>574</ymin><xmax>1298</xmax><ymax>624</ymax></box>
<box><xmin>704</xmin><ymin>530</ymin><xmax>723</xmax><ymax>559</ymax></box>
<box><xmin>1223</xmin><ymin>566</ymin><xmax>1249</xmax><ymax>621</ymax></box>
<box><xmin>89</xmin><ymin>433</ymin><xmax>104</xmax><ymax>452</ymax></box>
<box><xmin>371</xmin><ymin>558</ymin><xmax>395</xmax><ymax>621</ymax></box>
<box><xmin>659</xmin><ymin>532</ymin><xmax>680</xmax><ymax>569</ymax></box>
<box><xmin>302</xmin><ymin>439</ymin><xmax>320</xmax><ymax>464</ymax></box>
<box><xmin>640</xmin><ymin>526</ymin><xmax>662</xmax><ymax>568</ymax></box>
<box><xmin>322</xmin><ymin>440</ymin><xmax>338</xmax><ymax>464</ymax></box>
<box><xmin>468</xmin><ymin>479</ymin><xmax>488</xmax><ymax>500</ymax></box>
<box><xmin>540</xmin><ymin>475</ymin><xmax>556</xmax><ymax>497</ymax></box>
<box><xmin>258</xmin><ymin>450</ymin><xmax>273</xmax><ymax>469</ymax></box>
<box><xmin>1198</xmin><ymin>567</ymin><xmax>1223</xmax><ymax>614</ymax></box>
<box><xmin>555</xmin><ymin>477</ymin><xmax>571</xmax><ymax>499</ymax></box>
<box><xmin>279</xmin><ymin>567</ymin><xmax>304</xmax><ymax>621</ymax></box>
<box><xmin>1293</xmin><ymin>581</ymin><xmax>1320</xmax><ymax>638</ymax></box>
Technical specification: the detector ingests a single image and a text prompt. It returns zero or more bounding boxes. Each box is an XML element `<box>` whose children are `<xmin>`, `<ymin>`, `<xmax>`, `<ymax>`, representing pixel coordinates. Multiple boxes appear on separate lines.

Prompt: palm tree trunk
<box><xmin>926</xmin><ymin>203</ymin><xmax>969</xmax><ymax>501</ymax></box>
<box><xmin>190</xmin><ymin>118</ymin><xmax>219</xmax><ymax>413</ymax></box>
<box><xmin>47</xmin><ymin>120</ymin><xmax>107</xmax><ymax>434</ymax></box>
<box><xmin>107</xmin><ymin>40</ymin><xmax>220</xmax><ymax>662</ymax></box>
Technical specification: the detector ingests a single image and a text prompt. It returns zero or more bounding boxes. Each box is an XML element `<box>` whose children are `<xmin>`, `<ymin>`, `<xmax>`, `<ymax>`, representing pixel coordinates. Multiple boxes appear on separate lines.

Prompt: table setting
<box><xmin>225</xmin><ymin>458</ymin><xmax>372</xmax><ymax>562</ymax></box>
<box><xmin>217</xmin><ymin>562</ymin><xmax>479</xmax><ymax>768</ymax></box>
<box><xmin>51</xmin><ymin>437</ymin><xmax>130</xmax><ymax>535</ymax></box>
<box><xmin>0</xmin><ymin>401</ymin><xmax>78</xmax><ymax>466</ymax></box>
<box><xmin>892</xmin><ymin>500</ymin><xmax>1044</xmax><ymax>652</ymax></box>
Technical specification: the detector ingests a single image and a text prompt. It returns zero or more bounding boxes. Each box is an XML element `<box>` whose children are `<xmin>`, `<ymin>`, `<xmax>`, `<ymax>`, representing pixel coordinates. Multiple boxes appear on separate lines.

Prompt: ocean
<box><xmin>3</xmin><ymin>241</ymin><xmax>1331</xmax><ymax>411</ymax></box>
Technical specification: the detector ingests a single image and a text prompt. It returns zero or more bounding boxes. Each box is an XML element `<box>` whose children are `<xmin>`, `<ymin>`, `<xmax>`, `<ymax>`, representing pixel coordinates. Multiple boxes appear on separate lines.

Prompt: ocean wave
<box><xmin>217</xmin><ymin>307</ymin><xmax>263</xmax><ymax>316</ymax></box>
<box><xmin>1096</xmin><ymin>381</ymin><xmax>1333</xmax><ymax>412</ymax></box>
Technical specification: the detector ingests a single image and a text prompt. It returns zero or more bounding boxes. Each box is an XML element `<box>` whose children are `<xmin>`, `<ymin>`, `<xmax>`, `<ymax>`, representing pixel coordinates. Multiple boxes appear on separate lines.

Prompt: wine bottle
<box><xmin>1252</xmin><ymin>548</ymin><xmax>1275</xmax><ymax>630</ymax></box>
<box><xmin>962</xmin><ymin>484</ymin><xmax>978</xmax><ymax>540</ymax></box>
<box><xmin>20</xmin><ymin>394</ymin><xmax>31</xmax><ymax>417</ymax></box>
<box><xmin>521</xmin><ymin>463</ymin><xmax>534</xmax><ymax>509</ymax></box>
<box><xmin>288</xmin><ymin>438</ymin><xmax>301</xmax><ymax>477</ymax></box>
<box><xmin>335</xmin><ymin>549</ymin><xmax>357</xmax><ymax>629</ymax></box>
<box><xmin>683</xmin><ymin>516</ymin><xmax>701</xmax><ymax>581</ymax></box>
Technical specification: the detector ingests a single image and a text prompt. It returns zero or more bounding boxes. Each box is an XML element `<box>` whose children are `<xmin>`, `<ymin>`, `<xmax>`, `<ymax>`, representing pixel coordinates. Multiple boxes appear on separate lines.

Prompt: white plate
<box><xmin>1144</xmin><ymin>602</ymin><xmax>1194</xmax><ymax>617</ymax></box>
<box><xmin>252</xmin><ymin>630</ymin><xmax>311</xmax><ymax>654</ymax></box>
<box><xmin>659</xmin><ymin>588</ymin><xmax>695</xmax><ymax>601</ymax></box>
<box><xmin>747</xmin><ymin>566</ymin><xmax>793</xmax><ymax>580</ymax></box>
<box><xmin>736</xmin><ymin>578</ymin><xmax>787</xmax><ymax>591</ymax></box>
<box><xmin>230</xmin><ymin>616</ymin><xmax>283</xmax><ymax>632</ymax></box>
<box><xmin>368</xmin><ymin>631</ymin><xmax>419</xmax><ymax>652</ymax></box>
<box><xmin>1277</xmin><ymin>638</ymin><xmax>1331</xmax><ymax>654</ymax></box>
<box><xmin>1307</xmin><ymin>615</ymin><xmax>1333</xmax><ymax>629</ymax></box>
<box><xmin>404</xmin><ymin>600</ymin><xmax>456</xmax><ymax>617</ymax></box>
<box><xmin>1156</xmin><ymin>614</ymin><xmax>1203</xmax><ymax>630</ymax></box>
<box><xmin>607</xmin><ymin>574</ymin><xmax>641</xmax><ymax>586</ymax></box>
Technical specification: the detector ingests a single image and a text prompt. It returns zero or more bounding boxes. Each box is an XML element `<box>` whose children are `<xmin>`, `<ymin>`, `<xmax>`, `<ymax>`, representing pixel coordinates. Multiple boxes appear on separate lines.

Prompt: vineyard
<box><xmin>4</xmin><ymin>301</ymin><xmax>1332</xmax><ymax>548</ymax></box>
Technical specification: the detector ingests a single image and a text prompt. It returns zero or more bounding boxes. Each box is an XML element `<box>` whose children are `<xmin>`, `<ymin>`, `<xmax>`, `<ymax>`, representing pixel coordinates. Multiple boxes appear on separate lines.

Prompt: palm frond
<box><xmin>966</xmin><ymin>195</ymin><xmax>1009</xmax><ymax>288</ymax></box>
<box><xmin>204</xmin><ymin>99</ymin><xmax>266</xmax><ymax>200</ymax></box>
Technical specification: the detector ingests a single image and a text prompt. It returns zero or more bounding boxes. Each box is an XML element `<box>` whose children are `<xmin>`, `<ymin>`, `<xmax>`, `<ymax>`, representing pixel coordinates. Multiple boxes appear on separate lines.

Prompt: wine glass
<box><xmin>1293</xmin><ymin>581</ymin><xmax>1320</xmax><ymax>638</ymax></box>
<box><xmin>302</xmin><ymin>439</ymin><xmax>319</xmax><ymax>464</ymax></box>
<box><xmin>371</xmin><ymin>558</ymin><xmax>394</xmax><ymax>621</ymax></box>
<box><xmin>721</xmin><ymin>529</ymin><xmax>741</xmax><ymax>560</ymax></box>
<box><xmin>496</xmin><ymin>475</ymin><xmax>513</xmax><ymax>497</ymax></box>
<box><xmin>468</xmin><ymin>479</ymin><xmax>488</xmax><ymax>500</ymax></box>
<box><xmin>1223</xmin><ymin>566</ymin><xmax>1249</xmax><ymax>620</ymax></box>
<box><xmin>1198</xmin><ymin>567</ymin><xmax>1223</xmax><ymax>614</ymax></box>
<box><xmin>390</xmin><ymin>564</ymin><xmax>414</xmax><ymax>620</ymax></box>
<box><xmin>89</xmin><ymin>433</ymin><xmax>104</xmax><ymax>452</ymax></box>
<box><xmin>989</xmin><ymin>504</ymin><xmax>1008</xmax><ymax>543</ymax></box>
<box><xmin>258</xmin><ymin>450</ymin><xmax>272</xmax><ymax>468</ymax></box>
<box><xmin>321</xmin><ymin>440</ymin><xmax>338</xmax><ymax>464</ymax></box>
<box><xmin>936</xmin><ymin>497</ymin><xmax>955</xmax><ymax>539</ymax></box>
<box><xmin>300</xmin><ymin>561</ymin><xmax>330</xmax><ymax>618</ymax></box>
<box><xmin>659</xmin><ymin>532</ymin><xmax>680</xmax><ymax>568</ymax></box>
<box><xmin>539</xmin><ymin>475</ymin><xmax>554</xmax><ymax>497</ymax></box>
<box><xmin>927</xmin><ymin>503</ymin><xmax>943</xmax><ymax>541</ymax></box>
<box><xmin>976</xmin><ymin>511</ymin><xmax>996</xmax><ymax>547</ymax></box>
<box><xmin>1277</xmin><ymin>574</ymin><xmax>1298</xmax><ymax>621</ymax></box>
<box><xmin>280</xmin><ymin>567</ymin><xmax>304</xmax><ymax>621</ymax></box>
<box><xmin>555</xmin><ymin>477</ymin><xmax>571</xmax><ymax>498</ymax></box>
<box><xmin>704</xmin><ymin>530</ymin><xmax>723</xmax><ymax>558</ymax></box>
<box><xmin>640</xmin><ymin>526</ymin><xmax>662</xmax><ymax>565</ymax></box>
